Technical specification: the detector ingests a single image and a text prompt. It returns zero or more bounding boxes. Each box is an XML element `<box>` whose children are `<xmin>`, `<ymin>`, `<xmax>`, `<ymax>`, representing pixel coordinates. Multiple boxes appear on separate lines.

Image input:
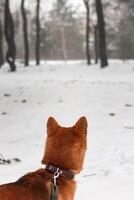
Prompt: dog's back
<box><xmin>0</xmin><ymin>169</ymin><xmax>51</xmax><ymax>200</ymax></box>
<box><xmin>0</xmin><ymin>117</ymin><xmax>88</xmax><ymax>200</ymax></box>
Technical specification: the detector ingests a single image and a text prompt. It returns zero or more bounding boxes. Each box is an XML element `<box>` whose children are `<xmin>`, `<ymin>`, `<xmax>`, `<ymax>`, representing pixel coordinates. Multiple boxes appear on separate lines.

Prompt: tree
<box><xmin>117</xmin><ymin>0</ymin><xmax>134</xmax><ymax>60</ymax></box>
<box><xmin>96</xmin><ymin>0</ymin><xmax>108</xmax><ymax>68</ymax></box>
<box><xmin>44</xmin><ymin>0</ymin><xmax>84</xmax><ymax>60</ymax></box>
<box><xmin>21</xmin><ymin>0</ymin><xmax>29</xmax><ymax>66</ymax></box>
<box><xmin>51</xmin><ymin>0</ymin><xmax>68</xmax><ymax>60</ymax></box>
<box><xmin>0</xmin><ymin>20</ymin><xmax>4</xmax><ymax>67</ymax></box>
<box><xmin>0</xmin><ymin>1</ymin><xmax>4</xmax><ymax>67</ymax></box>
<box><xmin>118</xmin><ymin>0</ymin><xmax>134</xmax><ymax>8</ymax></box>
<box><xmin>94</xmin><ymin>25</ymin><xmax>99</xmax><ymax>64</ymax></box>
<box><xmin>4</xmin><ymin>0</ymin><xmax>16</xmax><ymax>71</ymax></box>
<box><xmin>117</xmin><ymin>8</ymin><xmax>134</xmax><ymax>60</ymax></box>
<box><xmin>83</xmin><ymin>0</ymin><xmax>91</xmax><ymax>65</ymax></box>
<box><xmin>35</xmin><ymin>0</ymin><xmax>40</xmax><ymax>65</ymax></box>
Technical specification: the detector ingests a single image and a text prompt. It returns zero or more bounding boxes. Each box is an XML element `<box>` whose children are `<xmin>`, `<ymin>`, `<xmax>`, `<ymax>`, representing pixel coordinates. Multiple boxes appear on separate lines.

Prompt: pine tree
<box><xmin>117</xmin><ymin>0</ymin><xmax>134</xmax><ymax>60</ymax></box>
<box><xmin>51</xmin><ymin>0</ymin><xmax>68</xmax><ymax>60</ymax></box>
<box><xmin>45</xmin><ymin>0</ymin><xmax>84</xmax><ymax>60</ymax></box>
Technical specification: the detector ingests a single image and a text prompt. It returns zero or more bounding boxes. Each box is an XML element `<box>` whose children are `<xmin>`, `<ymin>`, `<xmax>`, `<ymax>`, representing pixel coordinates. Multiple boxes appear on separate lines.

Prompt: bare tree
<box><xmin>36</xmin><ymin>0</ymin><xmax>40</xmax><ymax>65</ymax></box>
<box><xmin>0</xmin><ymin>20</ymin><xmax>4</xmax><ymax>67</ymax></box>
<box><xmin>21</xmin><ymin>0</ymin><xmax>29</xmax><ymax>66</ymax></box>
<box><xmin>96</xmin><ymin>0</ymin><xmax>108</xmax><ymax>68</ymax></box>
<box><xmin>4</xmin><ymin>0</ymin><xmax>16</xmax><ymax>71</ymax></box>
<box><xmin>94</xmin><ymin>25</ymin><xmax>99</xmax><ymax>64</ymax></box>
<box><xmin>83</xmin><ymin>0</ymin><xmax>91</xmax><ymax>65</ymax></box>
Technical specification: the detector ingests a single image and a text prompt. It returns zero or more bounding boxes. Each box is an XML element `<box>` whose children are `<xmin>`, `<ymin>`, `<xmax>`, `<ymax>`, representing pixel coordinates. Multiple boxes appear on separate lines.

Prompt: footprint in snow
<box><xmin>125</xmin><ymin>104</ymin><xmax>133</xmax><ymax>107</ymax></box>
<box><xmin>2</xmin><ymin>112</ymin><xmax>7</xmax><ymax>115</ymax></box>
<box><xmin>58</xmin><ymin>99</ymin><xmax>63</xmax><ymax>103</ymax></box>
<box><xmin>4</xmin><ymin>93</ymin><xmax>11</xmax><ymax>97</ymax></box>
<box><xmin>109</xmin><ymin>113</ymin><xmax>116</xmax><ymax>116</ymax></box>
<box><xmin>124</xmin><ymin>126</ymin><xmax>134</xmax><ymax>130</ymax></box>
<box><xmin>21</xmin><ymin>99</ymin><xmax>27</xmax><ymax>103</ymax></box>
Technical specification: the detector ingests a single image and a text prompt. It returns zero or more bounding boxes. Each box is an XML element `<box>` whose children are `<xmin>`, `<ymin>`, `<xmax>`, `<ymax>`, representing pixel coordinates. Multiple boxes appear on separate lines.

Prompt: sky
<box><xmin>11</xmin><ymin>0</ymin><xmax>85</xmax><ymax>13</ymax></box>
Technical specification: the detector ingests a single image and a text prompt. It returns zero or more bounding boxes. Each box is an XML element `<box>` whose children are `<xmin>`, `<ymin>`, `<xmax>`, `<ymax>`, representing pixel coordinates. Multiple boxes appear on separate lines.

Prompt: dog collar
<box><xmin>46</xmin><ymin>164</ymin><xmax>75</xmax><ymax>180</ymax></box>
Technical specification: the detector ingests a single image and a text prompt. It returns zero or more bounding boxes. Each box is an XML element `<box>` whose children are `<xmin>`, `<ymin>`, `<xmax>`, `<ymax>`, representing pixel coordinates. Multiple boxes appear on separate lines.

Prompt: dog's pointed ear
<box><xmin>74</xmin><ymin>116</ymin><xmax>88</xmax><ymax>135</ymax></box>
<box><xmin>47</xmin><ymin>117</ymin><xmax>59</xmax><ymax>134</ymax></box>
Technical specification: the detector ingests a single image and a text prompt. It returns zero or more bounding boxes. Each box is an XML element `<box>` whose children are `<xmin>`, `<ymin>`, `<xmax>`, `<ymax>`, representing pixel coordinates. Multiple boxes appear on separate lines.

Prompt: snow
<box><xmin>0</xmin><ymin>60</ymin><xmax>134</xmax><ymax>199</ymax></box>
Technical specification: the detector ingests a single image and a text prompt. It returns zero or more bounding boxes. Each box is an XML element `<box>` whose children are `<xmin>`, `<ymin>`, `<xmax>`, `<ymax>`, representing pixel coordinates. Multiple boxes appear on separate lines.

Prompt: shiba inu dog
<box><xmin>0</xmin><ymin>116</ymin><xmax>88</xmax><ymax>200</ymax></box>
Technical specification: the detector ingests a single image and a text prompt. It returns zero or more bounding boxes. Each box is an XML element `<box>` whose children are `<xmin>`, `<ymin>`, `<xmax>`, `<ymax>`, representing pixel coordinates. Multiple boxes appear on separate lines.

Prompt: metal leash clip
<box><xmin>53</xmin><ymin>167</ymin><xmax>60</xmax><ymax>186</ymax></box>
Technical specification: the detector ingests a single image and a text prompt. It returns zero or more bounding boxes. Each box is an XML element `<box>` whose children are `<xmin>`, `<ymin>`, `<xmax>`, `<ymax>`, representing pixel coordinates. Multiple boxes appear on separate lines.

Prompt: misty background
<box><xmin>0</xmin><ymin>0</ymin><xmax>133</xmax><ymax>69</ymax></box>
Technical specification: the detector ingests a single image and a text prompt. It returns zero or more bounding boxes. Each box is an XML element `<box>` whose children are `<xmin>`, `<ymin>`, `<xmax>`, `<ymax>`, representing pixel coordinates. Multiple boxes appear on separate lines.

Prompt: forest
<box><xmin>0</xmin><ymin>0</ymin><xmax>133</xmax><ymax>71</ymax></box>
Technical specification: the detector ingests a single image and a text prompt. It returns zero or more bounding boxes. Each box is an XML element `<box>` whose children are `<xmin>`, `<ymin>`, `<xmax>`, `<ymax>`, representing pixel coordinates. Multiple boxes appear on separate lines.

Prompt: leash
<box><xmin>50</xmin><ymin>167</ymin><xmax>60</xmax><ymax>200</ymax></box>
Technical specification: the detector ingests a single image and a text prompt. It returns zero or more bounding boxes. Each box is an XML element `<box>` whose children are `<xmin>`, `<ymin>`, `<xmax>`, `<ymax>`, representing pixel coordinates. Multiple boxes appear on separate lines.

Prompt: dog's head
<box><xmin>42</xmin><ymin>117</ymin><xmax>88</xmax><ymax>174</ymax></box>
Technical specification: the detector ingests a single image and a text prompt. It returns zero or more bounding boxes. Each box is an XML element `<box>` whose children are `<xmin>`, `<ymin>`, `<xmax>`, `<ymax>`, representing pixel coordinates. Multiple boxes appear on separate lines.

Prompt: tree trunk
<box><xmin>0</xmin><ymin>20</ymin><xmax>4</xmax><ymax>67</ymax></box>
<box><xmin>4</xmin><ymin>0</ymin><xmax>16</xmax><ymax>71</ymax></box>
<box><xmin>83</xmin><ymin>0</ymin><xmax>91</xmax><ymax>65</ymax></box>
<box><xmin>94</xmin><ymin>25</ymin><xmax>99</xmax><ymax>64</ymax></box>
<box><xmin>36</xmin><ymin>0</ymin><xmax>40</xmax><ymax>65</ymax></box>
<box><xmin>61</xmin><ymin>25</ymin><xmax>68</xmax><ymax>61</ymax></box>
<box><xmin>96</xmin><ymin>0</ymin><xmax>108</xmax><ymax>68</ymax></box>
<box><xmin>21</xmin><ymin>0</ymin><xmax>29</xmax><ymax>66</ymax></box>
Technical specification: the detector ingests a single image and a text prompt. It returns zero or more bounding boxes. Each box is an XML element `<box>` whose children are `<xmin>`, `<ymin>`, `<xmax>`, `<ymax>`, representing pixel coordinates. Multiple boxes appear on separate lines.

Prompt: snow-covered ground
<box><xmin>0</xmin><ymin>60</ymin><xmax>134</xmax><ymax>199</ymax></box>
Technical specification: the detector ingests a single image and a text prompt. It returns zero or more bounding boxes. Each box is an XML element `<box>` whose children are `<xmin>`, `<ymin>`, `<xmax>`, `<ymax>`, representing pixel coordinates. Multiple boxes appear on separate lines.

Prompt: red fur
<box><xmin>0</xmin><ymin>117</ymin><xmax>88</xmax><ymax>200</ymax></box>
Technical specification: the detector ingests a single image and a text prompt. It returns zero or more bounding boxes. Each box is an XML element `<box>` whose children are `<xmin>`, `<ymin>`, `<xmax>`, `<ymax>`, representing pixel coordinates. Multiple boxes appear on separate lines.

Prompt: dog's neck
<box><xmin>44</xmin><ymin>164</ymin><xmax>76</xmax><ymax>200</ymax></box>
